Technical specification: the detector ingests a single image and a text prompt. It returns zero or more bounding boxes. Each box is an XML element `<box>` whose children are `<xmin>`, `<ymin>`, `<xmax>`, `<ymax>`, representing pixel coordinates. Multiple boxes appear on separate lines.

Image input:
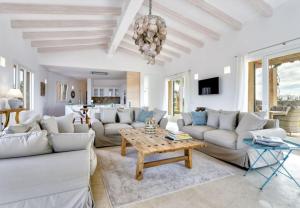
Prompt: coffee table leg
<box><xmin>184</xmin><ymin>149</ymin><xmax>192</xmax><ymax>169</ymax></box>
<box><xmin>136</xmin><ymin>152</ymin><xmax>144</xmax><ymax>181</ymax></box>
<box><xmin>121</xmin><ymin>137</ymin><xmax>127</xmax><ymax>156</ymax></box>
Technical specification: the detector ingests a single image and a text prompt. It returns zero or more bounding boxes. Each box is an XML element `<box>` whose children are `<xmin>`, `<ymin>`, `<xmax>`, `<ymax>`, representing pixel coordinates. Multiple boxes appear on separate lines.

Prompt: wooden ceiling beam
<box><xmin>108</xmin><ymin>0</ymin><xmax>144</xmax><ymax>55</ymax></box>
<box><xmin>167</xmin><ymin>27</ymin><xmax>204</xmax><ymax>48</ymax></box>
<box><xmin>23</xmin><ymin>30</ymin><xmax>113</xmax><ymax>40</ymax></box>
<box><xmin>147</xmin><ymin>0</ymin><xmax>220</xmax><ymax>40</ymax></box>
<box><xmin>248</xmin><ymin>0</ymin><xmax>273</xmax><ymax>17</ymax></box>
<box><xmin>186</xmin><ymin>0</ymin><xmax>242</xmax><ymax>30</ymax></box>
<box><xmin>31</xmin><ymin>37</ymin><xmax>110</xmax><ymax>48</ymax></box>
<box><xmin>0</xmin><ymin>3</ymin><xmax>121</xmax><ymax>16</ymax></box>
<box><xmin>37</xmin><ymin>44</ymin><xmax>107</xmax><ymax>53</ymax></box>
<box><xmin>11</xmin><ymin>20</ymin><xmax>117</xmax><ymax>29</ymax></box>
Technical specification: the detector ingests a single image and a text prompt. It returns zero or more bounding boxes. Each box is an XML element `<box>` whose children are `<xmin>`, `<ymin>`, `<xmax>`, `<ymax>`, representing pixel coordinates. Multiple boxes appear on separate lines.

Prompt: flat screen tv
<box><xmin>198</xmin><ymin>77</ymin><xmax>219</xmax><ymax>95</ymax></box>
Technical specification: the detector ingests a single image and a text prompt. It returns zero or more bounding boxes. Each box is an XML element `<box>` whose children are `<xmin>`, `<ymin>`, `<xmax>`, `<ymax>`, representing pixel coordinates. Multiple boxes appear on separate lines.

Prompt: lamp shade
<box><xmin>7</xmin><ymin>89</ymin><xmax>23</xmax><ymax>98</ymax></box>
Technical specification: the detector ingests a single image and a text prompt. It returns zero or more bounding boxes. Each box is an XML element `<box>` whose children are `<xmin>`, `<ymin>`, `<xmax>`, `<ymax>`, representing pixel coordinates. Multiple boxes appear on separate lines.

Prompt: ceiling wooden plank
<box><xmin>23</xmin><ymin>30</ymin><xmax>113</xmax><ymax>39</ymax></box>
<box><xmin>0</xmin><ymin>3</ymin><xmax>121</xmax><ymax>16</ymax></box>
<box><xmin>248</xmin><ymin>0</ymin><xmax>273</xmax><ymax>17</ymax></box>
<box><xmin>147</xmin><ymin>0</ymin><xmax>220</xmax><ymax>40</ymax></box>
<box><xmin>108</xmin><ymin>0</ymin><xmax>144</xmax><ymax>55</ymax></box>
<box><xmin>186</xmin><ymin>0</ymin><xmax>242</xmax><ymax>30</ymax></box>
<box><xmin>11</xmin><ymin>20</ymin><xmax>117</xmax><ymax>29</ymax></box>
<box><xmin>37</xmin><ymin>44</ymin><xmax>107</xmax><ymax>53</ymax></box>
<box><xmin>117</xmin><ymin>47</ymin><xmax>165</xmax><ymax>66</ymax></box>
<box><xmin>31</xmin><ymin>37</ymin><xmax>110</xmax><ymax>48</ymax></box>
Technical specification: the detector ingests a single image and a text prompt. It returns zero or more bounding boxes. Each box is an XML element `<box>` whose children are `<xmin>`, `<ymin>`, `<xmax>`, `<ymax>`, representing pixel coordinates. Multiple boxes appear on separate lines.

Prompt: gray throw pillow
<box><xmin>117</xmin><ymin>110</ymin><xmax>132</xmax><ymax>124</ymax></box>
<box><xmin>236</xmin><ymin>113</ymin><xmax>267</xmax><ymax>134</ymax></box>
<box><xmin>101</xmin><ymin>108</ymin><xmax>117</xmax><ymax>123</ymax></box>
<box><xmin>181</xmin><ymin>112</ymin><xmax>192</xmax><ymax>126</ymax></box>
<box><xmin>238</xmin><ymin>111</ymin><xmax>266</xmax><ymax>123</ymax></box>
<box><xmin>207</xmin><ymin>109</ymin><xmax>220</xmax><ymax>128</ymax></box>
<box><xmin>219</xmin><ymin>111</ymin><xmax>239</xmax><ymax>131</ymax></box>
<box><xmin>40</xmin><ymin>117</ymin><xmax>59</xmax><ymax>134</ymax></box>
<box><xmin>0</xmin><ymin>130</ymin><xmax>52</xmax><ymax>159</ymax></box>
<box><xmin>55</xmin><ymin>114</ymin><xmax>74</xmax><ymax>133</ymax></box>
<box><xmin>153</xmin><ymin>108</ymin><xmax>166</xmax><ymax>124</ymax></box>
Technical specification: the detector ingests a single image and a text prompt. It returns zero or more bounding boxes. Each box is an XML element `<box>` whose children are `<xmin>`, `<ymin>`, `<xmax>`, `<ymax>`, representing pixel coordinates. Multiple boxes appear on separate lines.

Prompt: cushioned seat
<box><xmin>181</xmin><ymin>125</ymin><xmax>216</xmax><ymax>140</ymax></box>
<box><xmin>204</xmin><ymin>129</ymin><xmax>237</xmax><ymax>149</ymax></box>
<box><xmin>131</xmin><ymin>122</ymin><xmax>145</xmax><ymax>129</ymax></box>
<box><xmin>104</xmin><ymin>123</ymin><xmax>132</xmax><ymax>135</ymax></box>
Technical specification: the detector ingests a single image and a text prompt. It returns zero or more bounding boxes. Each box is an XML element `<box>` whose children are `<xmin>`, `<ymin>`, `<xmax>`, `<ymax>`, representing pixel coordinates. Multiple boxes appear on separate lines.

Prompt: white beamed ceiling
<box><xmin>0</xmin><ymin>0</ymin><xmax>290</xmax><ymax>68</ymax></box>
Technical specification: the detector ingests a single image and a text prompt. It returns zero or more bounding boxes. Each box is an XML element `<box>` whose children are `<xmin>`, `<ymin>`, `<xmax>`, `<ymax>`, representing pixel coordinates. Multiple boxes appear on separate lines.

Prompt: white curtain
<box><xmin>234</xmin><ymin>56</ymin><xmax>248</xmax><ymax>111</ymax></box>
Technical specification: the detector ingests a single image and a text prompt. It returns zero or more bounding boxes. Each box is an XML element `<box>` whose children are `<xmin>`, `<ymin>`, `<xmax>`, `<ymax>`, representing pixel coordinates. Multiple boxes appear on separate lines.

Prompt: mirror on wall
<box><xmin>56</xmin><ymin>82</ymin><xmax>68</xmax><ymax>102</ymax></box>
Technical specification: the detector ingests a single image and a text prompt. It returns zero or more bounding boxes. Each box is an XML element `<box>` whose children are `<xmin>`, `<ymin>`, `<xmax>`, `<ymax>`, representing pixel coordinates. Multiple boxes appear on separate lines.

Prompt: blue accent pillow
<box><xmin>191</xmin><ymin>111</ymin><xmax>207</xmax><ymax>126</ymax></box>
<box><xmin>137</xmin><ymin>110</ymin><xmax>154</xmax><ymax>122</ymax></box>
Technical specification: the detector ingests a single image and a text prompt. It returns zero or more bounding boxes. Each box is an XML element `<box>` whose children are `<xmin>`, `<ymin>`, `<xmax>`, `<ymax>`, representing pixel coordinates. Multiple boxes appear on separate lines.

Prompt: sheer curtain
<box><xmin>234</xmin><ymin>56</ymin><xmax>248</xmax><ymax>111</ymax></box>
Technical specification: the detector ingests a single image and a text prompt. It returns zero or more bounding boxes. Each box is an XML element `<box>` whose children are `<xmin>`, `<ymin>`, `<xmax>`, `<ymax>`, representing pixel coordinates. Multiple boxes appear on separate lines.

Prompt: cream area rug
<box><xmin>97</xmin><ymin>147</ymin><xmax>238</xmax><ymax>208</ymax></box>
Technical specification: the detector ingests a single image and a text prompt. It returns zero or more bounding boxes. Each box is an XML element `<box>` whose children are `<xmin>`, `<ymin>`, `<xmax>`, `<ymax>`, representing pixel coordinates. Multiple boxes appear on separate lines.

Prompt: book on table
<box><xmin>251</xmin><ymin>134</ymin><xmax>286</xmax><ymax>147</ymax></box>
<box><xmin>166</xmin><ymin>130</ymin><xmax>192</xmax><ymax>140</ymax></box>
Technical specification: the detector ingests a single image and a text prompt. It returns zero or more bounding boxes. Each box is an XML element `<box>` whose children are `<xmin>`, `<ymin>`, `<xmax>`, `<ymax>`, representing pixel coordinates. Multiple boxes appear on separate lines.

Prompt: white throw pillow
<box><xmin>117</xmin><ymin>110</ymin><xmax>132</xmax><ymax>124</ymax></box>
<box><xmin>236</xmin><ymin>113</ymin><xmax>267</xmax><ymax>134</ymax></box>
<box><xmin>219</xmin><ymin>111</ymin><xmax>239</xmax><ymax>131</ymax></box>
<box><xmin>207</xmin><ymin>109</ymin><xmax>220</xmax><ymax>128</ymax></box>
<box><xmin>181</xmin><ymin>112</ymin><xmax>192</xmax><ymax>126</ymax></box>
<box><xmin>101</xmin><ymin>108</ymin><xmax>117</xmax><ymax>123</ymax></box>
<box><xmin>0</xmin><ymin>130</ymin><xmax>52</xmax><ymax>159</ymax></box>
<box><xmin>40</xmin><ymin>117</ymin><xmax>59</xmax><ymax>134</ymax></box>
<box><xmin>153</xmin><ymin>108</ymin><xmax>166</xmax><ymax>124</ymax></box>
<box><xmin>55</xmin><ymin>114</ymin><xmax>74</xmax><ymax>133</ymax></box>
<box><xmin>49</xmin><ymin>130</ymin><xmax>95</xmax><ymax>152</ymax></box>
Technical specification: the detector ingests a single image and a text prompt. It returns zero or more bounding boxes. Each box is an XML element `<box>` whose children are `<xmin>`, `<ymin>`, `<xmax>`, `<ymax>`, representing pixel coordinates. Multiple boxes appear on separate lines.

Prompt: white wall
<box><xmin>164</xmin><ymin>0</ymin><xmax>300</xmax><ymax>111</ymax></box>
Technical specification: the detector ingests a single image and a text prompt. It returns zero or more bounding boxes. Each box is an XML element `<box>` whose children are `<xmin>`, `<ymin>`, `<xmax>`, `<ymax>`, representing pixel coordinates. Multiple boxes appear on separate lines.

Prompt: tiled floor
<box><xmin>91</xmin><ymin>150</ymin><xmax>300</xmax><ymax>208</ymax></box>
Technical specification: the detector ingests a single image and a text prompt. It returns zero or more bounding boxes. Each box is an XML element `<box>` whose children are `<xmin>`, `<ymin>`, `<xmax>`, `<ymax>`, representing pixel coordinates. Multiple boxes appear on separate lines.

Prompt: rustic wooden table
<box><xmin>0</xmin><ymin>108</ymin><xmax>26</xmax><ymax>129</ymax></box>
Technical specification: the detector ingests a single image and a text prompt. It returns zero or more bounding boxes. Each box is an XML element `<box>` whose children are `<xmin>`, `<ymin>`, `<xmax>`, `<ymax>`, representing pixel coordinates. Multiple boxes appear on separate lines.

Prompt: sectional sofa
<box><xmin>178</xmin><ymin>110</ymin><xmax>286</xmax><ymax>168</ymax></box>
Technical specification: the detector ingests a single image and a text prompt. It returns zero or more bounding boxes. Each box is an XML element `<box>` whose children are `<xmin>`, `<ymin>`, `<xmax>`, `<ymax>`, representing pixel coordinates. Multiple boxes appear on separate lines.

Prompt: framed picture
<box><xmin>40</xmin><ymin>82</ymin><xmax>46</xmax><ymax>96</ymax></box>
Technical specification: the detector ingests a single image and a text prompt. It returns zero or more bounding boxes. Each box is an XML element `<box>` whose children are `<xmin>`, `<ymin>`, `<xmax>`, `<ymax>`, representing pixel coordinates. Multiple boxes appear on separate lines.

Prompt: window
<box><xmin>248</xmin><ymin>60</ymin><xmax>263</xmax><ymax>112</ymax></box>
<box><xmin>13</xmin><ymin>65</ymin><xmax>34</xmax><ymax>110</ymax></box>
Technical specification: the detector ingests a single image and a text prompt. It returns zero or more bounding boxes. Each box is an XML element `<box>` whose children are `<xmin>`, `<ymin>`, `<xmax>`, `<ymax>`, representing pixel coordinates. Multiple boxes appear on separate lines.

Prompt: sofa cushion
<box><xmin>207</xmin><ymin>109</ymin><xmax>220</xmax><ymax>128</ymax></box>
<box><xmin>101</xmin><ymin>108</ymin><xmax>117</xmax><ymax>124</ymax></box>
<box><xmin>55</xmin><ymin>113</ymin><xmax>74</xmax><ymax>133</ymax></box>
<box><xmin>238</xmin><ymin>112</ymin><xmax>266</xmax><ymax>123</ymax></box>
<box><xmin>0</xmin><ymin>130</ymin><xmax>52</xmax><ymax>159</ymax></box>
<box><xmin>117</xmin><ymin>110</ymin><xmax>132</xmax><ymax>124</ymax></box>
<box><xmin>191</xmin><ymin>111</ymin><xmax>207</xmax><ymax>126</ymax></box>
<box><xmin>4</xmin><ymin>124</ymin><xmax>31</xmax><ymax>134</ymax></box>
<box><xmin>236</xmin><ymin>113</ymin><xmax>267</xmax><ymax>134</ymax></box>
<box><xmin>136</xmin><ymin>110</ymin><xmax>153</xmax><ymax>122</ymax></box>
<box><xmin>131</xmin><ymin>122</ymin><xmax>145</xmax><ymax>129</ymax></box>
<box><xmin>104</xmin><ymin>123</ymin><xmax>133</xmax><ymax>135</ymax></box>
<box><xmin>219</xmin><ymin>111</ymin><xmax>239</xmax><ymax>131</ymax></box>
<box><xmin>40</xmin><ymin>117</ymin><xmax>59</xmax><ymax>134</ymax></box>
<box><xmin>182</xmin><ymin>112</ymin><xmax>192</xmax><ymax>126</ymax></box>
<box><xmin>204</xmin><ymin>129</ymin><xmax>238</xmax><ymax>149</ymax></box>
<box><xmin>153</xmin><ymin>108</ymin><xmax>166</xmax><ymax>124</ymax></box>
<box><xmin>181</xmin><ymin>125</ymin><xmax>216</xmax><ymax>140</ymax></box>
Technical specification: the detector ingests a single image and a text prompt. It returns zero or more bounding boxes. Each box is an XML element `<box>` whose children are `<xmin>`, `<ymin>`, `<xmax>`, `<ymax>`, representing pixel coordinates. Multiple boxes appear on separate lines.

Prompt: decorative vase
<box><xmin>8</xmin><ymin>98</ymin><xmax>23</xmax><ymax>109</ymax></box>
<box><xmin>145</xmin><ymin>117</ymin><xmax>157</xmax><ymax>134</ymax></box>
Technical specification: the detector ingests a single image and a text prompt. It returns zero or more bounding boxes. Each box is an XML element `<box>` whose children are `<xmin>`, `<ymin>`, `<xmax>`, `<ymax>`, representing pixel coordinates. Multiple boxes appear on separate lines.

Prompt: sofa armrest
<box><xmin>264</xmin><ymin>119</ymin><xmax>279</xmax><ymax>129</ymax></box>
<box><xmin>236</xmin><ymin>128</ymin><xmax>286</xmax><ymax>149</ymax></box>
<box><xmin>177</xmin><ymin>119</ymin><xmax>185</xmax><ymax>131</ymax></box>
<box><xmin>74</xmin><ymin>123</ymin><xmax>90</xmax><ymax>133</ymax></box>
<box><xmin>159</xmin><ymin>118</ymin><xmax>168</xmax><ymax>129</ymax></box>
<box><xmin>90</xmin><ymin>119</ymin><xmax>105</xmax><ymax>147</ymax></box>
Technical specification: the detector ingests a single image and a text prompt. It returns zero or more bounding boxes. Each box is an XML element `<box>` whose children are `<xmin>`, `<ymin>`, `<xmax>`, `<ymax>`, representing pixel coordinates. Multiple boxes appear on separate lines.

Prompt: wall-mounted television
<box><xmin>198</xmin><ymin>77</ymin><xmax>219</xmax><ymax>95</ymax></box>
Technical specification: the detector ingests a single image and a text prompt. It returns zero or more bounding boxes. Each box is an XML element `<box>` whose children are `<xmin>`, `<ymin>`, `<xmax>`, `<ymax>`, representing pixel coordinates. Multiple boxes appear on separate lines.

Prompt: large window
<box><xmin>14</xmin><ymin>65</ymin><xmax>34</xmax><ymax>110</ymax></box>
<box><xmin>248</xmin><ymin>60</ymin><xmax>263</xmax><ymax>112</ymax></box>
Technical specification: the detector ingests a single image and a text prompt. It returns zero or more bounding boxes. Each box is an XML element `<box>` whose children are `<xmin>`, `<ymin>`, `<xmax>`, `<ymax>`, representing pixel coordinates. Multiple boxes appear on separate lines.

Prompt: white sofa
<box><xmin>0</xmin><ymin>113</ymin><xmax>96</xmax><ymax>208</ymax></box>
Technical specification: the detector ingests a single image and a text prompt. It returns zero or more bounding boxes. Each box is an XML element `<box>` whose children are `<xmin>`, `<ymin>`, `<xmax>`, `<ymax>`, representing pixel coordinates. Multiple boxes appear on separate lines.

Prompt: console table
<box><xmin>0</xmin><ymin>108</ymin><xmax>26</xmax><ymax>129</ymax></box>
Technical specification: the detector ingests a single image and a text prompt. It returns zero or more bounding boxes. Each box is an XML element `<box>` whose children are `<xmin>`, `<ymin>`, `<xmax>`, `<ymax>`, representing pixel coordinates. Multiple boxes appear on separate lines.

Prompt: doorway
<box><xmin>168</xmin><ymin>78</ymin><xmax>184</xmax><ymax>118</ymax></box>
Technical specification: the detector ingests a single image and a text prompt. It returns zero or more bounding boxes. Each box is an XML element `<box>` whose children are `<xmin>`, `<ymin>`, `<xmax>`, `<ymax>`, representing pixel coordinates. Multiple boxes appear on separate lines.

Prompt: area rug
<box><xmin>97</xmin><ymin>147</ymin><xmax>237</xmax><ymax>208</ymax></box>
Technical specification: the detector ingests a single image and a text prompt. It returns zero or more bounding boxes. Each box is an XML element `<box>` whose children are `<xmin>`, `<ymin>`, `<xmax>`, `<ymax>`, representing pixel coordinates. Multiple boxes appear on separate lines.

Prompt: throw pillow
<box><xmin>182</xmin><ymin>112</ymin><xmax>192</xmax><ymax>126</ymax></box>
<box><xmin>236</xmin><ymin>113</ymin><xmax>267</xmax><ymax>134</ymax></box>
<box><xmin>238</xmin><ymin>111</ymin><xmax>266</xmax><ymax>123</ymax></box>
<box><xmin>55</xmin><ymin>113</ymin><xmax>74</xmax><ymax>133</ymax></box>
<box><xmin>101</xmin><ymin>108</ymin><xmax>117</xmax><ymax>123</ymax></box>
<box><xmin>0</xmin><ymin>130</ymin><xmax>52</xmax><ymax>159</ymax></box>
<box><xmin>117</xmin><ymin>110</ymin><xmax>132</xmax><ymax>124</ymax></box>
<box><xmin>153</xmin><ymin>108</ymin><xmax>167</xmax><ymax>124</ymax></box>
<box><xmin>207</xmin><ymin>109</ymin><xmax>220</xmax><ymax>128</ymax></box>
<box><xmin>219</xmin><ymin>111</ymin><xmax>239</xmax><ymax>131</ymax></box>
<box><xmin>4</xmin><ymin>124</ymin><xmax>31</xmax><ymax>134</ymax></box>
<box><xmin>191</xmin><ymin>111</ymin><xmax>207</xmax><ymax>126</ymax></box>
<box><xmin>40</xmin><ymin>117</ymin><xmax>59</xmax><ymax>134</ymax></box>
<box><xmin>132</xmin><ymin>107</ymin><xmax>149</xmax><ymax>121</ymax></box>
<box><xmin>136</xmin><ymin>110</ymin><xmax>154</xmax><ymax>122</ymax></box>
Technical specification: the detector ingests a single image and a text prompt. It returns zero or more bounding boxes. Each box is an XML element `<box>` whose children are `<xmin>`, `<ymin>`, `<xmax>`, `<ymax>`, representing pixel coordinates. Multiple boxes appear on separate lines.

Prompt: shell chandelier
<box><xmin>133</xmin><ymin>0</ymin><xmax>167</xmax><ymax>65</ymax></box>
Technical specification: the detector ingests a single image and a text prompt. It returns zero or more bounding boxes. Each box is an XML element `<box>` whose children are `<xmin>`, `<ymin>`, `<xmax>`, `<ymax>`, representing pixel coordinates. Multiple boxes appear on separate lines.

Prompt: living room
<box><xmin>0</xmin><ymin>0</ymin><xmax>300</xmax><ymax>208</ymax></box>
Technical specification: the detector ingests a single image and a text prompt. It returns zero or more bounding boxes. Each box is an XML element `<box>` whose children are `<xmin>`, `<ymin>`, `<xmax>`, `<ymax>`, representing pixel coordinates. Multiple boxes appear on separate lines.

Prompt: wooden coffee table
<box><xmin>120</xmin><ymin>128</ymin><xmax>206</xmax><ymax>180</ymax></box>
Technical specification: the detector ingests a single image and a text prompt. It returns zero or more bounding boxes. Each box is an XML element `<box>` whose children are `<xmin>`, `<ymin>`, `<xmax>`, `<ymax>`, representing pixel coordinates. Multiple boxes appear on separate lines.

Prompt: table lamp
<box><xmin>7</xmin><ymin>88</ymin><xmax>24</xmax><ymax>109</ymax></box>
